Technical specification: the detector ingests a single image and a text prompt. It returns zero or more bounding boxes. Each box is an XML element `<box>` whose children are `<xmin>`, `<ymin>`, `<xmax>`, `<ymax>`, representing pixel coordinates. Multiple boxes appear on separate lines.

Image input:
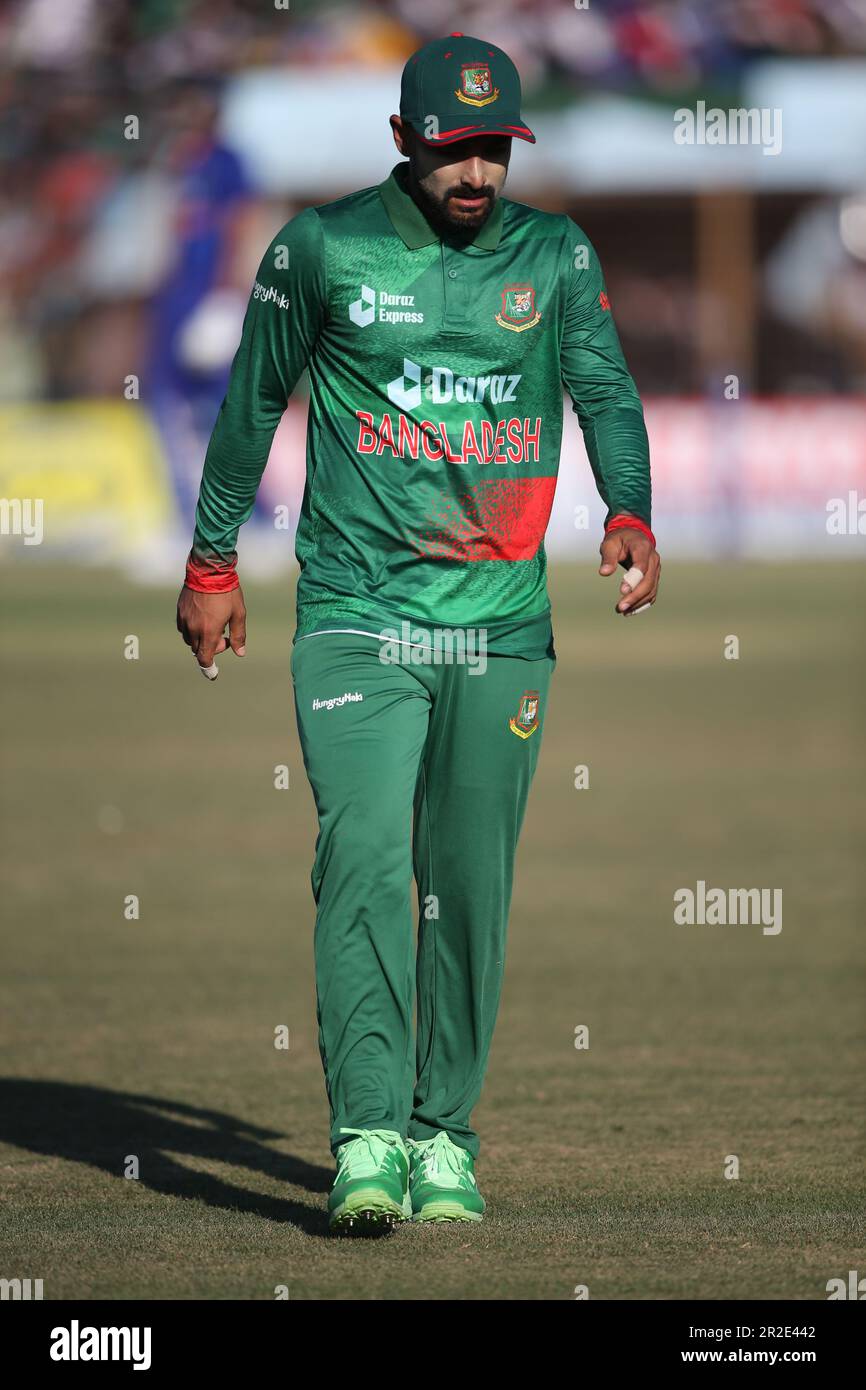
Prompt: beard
<box><xmin>411</xmin><ymin>169</ymin><xmax>496</xmax><ymax>240</ymax></box>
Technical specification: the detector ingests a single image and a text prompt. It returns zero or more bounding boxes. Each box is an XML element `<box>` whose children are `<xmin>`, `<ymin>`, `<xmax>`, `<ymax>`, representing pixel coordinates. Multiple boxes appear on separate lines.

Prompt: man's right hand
<box><xmin>176</xmin><ymin>584</ymin><xmax>246</xmax><ymax>677</ymax></box>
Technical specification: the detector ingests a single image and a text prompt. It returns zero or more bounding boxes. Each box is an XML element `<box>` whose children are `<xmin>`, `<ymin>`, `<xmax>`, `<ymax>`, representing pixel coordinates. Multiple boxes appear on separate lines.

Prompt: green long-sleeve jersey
<box><xmin>185</xmin><ymin>160</ymin><xmax>653</xmax><ymax>658</ymax></box>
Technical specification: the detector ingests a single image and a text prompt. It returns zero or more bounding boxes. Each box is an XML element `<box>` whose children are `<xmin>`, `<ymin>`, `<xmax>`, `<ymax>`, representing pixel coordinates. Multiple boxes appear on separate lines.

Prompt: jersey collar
<box><xmin>379</xmin><ymin>161</ymin><xmax>504</xmax><ymax>252</ymax></box>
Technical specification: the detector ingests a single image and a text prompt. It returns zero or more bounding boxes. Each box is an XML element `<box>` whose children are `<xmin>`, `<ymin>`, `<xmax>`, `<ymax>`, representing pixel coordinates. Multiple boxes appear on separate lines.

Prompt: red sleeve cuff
<box><xmin>184</xmin><ymin>553</ymin><xmax>240</xmax><ymax>594</ymax></box>
<box><xmin>605</xmin><ymin>514</ymin><xmax>656</xmax><ymax>549</ymax></box>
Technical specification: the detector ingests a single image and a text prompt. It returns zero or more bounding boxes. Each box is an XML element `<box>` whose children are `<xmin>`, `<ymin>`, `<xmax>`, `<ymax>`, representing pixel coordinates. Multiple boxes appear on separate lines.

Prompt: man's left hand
<box><xmin>598</xmin><ymin>528</ymin><xmax>661</xmax><ymax>615</ymax></box>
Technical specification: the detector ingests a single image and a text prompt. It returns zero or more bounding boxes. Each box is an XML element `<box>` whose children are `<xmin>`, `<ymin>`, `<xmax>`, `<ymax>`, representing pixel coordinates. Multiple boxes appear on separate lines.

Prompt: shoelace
<box><xmin>336</xmin><ymin>1127</ymin><xmax>401</xmax><ymax>1179</ymax></box>
<box><xmin>418</xmin><ymin>1131</ymin><xmax>466</xmax><ymax>1180</ymax></box>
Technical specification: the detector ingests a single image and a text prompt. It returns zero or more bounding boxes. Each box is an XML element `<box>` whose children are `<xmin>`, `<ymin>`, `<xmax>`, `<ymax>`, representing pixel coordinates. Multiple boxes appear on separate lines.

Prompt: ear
<box><xmin>389</xmin><ymin>114</ymin><xmax>409</xmax><ymax>154</ymax></box>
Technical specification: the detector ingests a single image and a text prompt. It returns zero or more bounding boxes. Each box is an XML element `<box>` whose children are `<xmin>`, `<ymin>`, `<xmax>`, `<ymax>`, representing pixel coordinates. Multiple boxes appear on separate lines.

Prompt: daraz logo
<box><xmin>387</xmin><ymin>358</ymin><xmax>521</xmax><ymax>410</ymax></box>
<box><xmin>388</xmin><ymin>357</ymin><xmax>422</xmax><ymax>408</ymax></box>
<box><xmin>349</xmin><ymin>285</ymin><xmax>376</xmax><ymax>328</ymax></box>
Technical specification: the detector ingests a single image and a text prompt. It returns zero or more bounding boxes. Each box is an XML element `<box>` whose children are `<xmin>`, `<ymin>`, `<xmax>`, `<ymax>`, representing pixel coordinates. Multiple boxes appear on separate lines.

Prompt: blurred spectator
<box><xmin>146</xmin><ymin>81</ymin><xmax>255</xmax><ymax>513</ymax></box>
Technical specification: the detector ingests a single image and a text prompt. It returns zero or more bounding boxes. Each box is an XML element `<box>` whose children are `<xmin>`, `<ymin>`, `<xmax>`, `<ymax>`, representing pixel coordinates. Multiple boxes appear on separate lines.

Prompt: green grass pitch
<box><xmin>1</xmin><ymin>560</ymin><xmax>864</xmax><ymax>1299</ymax></box>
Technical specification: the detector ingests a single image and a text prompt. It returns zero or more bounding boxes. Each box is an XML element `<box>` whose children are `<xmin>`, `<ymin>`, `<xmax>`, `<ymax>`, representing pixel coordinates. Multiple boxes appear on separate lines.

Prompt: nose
<box><xmin>457</xmin><ymin>158</ymin><xmax>487</xmax><ymax>189</ymax></box>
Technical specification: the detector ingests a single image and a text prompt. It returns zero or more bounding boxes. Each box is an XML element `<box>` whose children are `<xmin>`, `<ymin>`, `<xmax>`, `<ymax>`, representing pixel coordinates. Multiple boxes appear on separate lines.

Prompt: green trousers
<box><xmin>291</xmin><ymin>631</ymin><xmax>554</xmax><ymax>1159</ymax></box>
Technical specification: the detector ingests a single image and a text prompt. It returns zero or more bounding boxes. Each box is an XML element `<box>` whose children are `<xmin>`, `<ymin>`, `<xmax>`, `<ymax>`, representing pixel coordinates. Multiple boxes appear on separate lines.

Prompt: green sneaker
<box><xmin>328</xmin><ymin>1127</ymin><xmax>412</xmax><ymax>1233</ymax></box>
<box><xmin>408</xmin><ymin>1133</ymin><xmax>486</xmax><ymax>1223</ymax></box>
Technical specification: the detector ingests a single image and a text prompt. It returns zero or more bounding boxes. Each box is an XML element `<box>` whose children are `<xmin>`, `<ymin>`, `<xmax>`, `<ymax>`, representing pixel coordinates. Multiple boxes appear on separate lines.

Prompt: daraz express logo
<box><xmin>387</xmin><ymin>358</ymin><xmax>521</xmax><ymax>410</ymax></box>
<box><xmin>349</xmin><ymin>285</ymin><xmax>424</xmax><ymax>327</ymax></box>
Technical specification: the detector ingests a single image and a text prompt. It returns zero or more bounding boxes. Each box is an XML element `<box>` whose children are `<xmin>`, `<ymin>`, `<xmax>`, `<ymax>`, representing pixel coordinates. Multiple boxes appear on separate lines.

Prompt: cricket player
<box><xmin>177</xmin><ymin>34</ymin><xmax>659</xmax><ymax>1232</ymax></box>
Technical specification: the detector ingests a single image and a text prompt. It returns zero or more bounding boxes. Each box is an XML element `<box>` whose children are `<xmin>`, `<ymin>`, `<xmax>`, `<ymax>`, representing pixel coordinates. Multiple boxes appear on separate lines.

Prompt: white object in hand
<box><xmin>621</xmin><ymin>565</ymin><xmax>652</xmax><ymax>614</ymax></box>
<box><xmin>622</xmin><ymin>565</ymin><xmax>644</xmax><ymax>591</ymax></box>
<box><xmin>199</xmin><ymin>661</ymin><xmax>219</xmax><ymax>681</ymax></box>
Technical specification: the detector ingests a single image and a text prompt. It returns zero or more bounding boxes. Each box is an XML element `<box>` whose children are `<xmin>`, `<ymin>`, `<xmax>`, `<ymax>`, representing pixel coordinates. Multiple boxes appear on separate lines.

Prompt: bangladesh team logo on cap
<box><xmin>456</xmin><ymin>62</ymin><xmax>500</xmax><ymax>107</ymax></box>
<box><xmin>509</xmin><ymin>690</ymin><xmax>540</xmax><ymax>739</ymax></box>
<box><xmin>399</xmin><ymin>34</ymin><xmax>536</xmax><ymax>144</ymax></box>
<box><xmin>496</xmin><ymin>283</ymin><xmax>541</xmax><ymax>333</ymax></box>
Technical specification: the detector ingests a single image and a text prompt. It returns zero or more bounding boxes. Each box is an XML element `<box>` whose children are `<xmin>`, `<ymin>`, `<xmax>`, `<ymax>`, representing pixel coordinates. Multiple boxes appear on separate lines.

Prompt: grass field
<box><xmin>1</xmin><ymin>560</ymin><xmax>864</xmax><ymax>1301</ymax></box>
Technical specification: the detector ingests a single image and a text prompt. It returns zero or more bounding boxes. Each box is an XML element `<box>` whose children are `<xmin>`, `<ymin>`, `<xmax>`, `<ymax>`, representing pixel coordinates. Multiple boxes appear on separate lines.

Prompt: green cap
<box><xmin>400</xmin><ymin>32</ymin><xmax>536</xmax><ymax>147</ymax></box>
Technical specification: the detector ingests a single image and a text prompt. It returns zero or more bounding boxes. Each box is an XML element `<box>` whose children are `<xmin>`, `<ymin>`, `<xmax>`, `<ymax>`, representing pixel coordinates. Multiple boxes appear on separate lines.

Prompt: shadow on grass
<box><xmin>0</xmin><ymin>1078</ymin><xmax>333</xmax><ymax>1236</ymax></box>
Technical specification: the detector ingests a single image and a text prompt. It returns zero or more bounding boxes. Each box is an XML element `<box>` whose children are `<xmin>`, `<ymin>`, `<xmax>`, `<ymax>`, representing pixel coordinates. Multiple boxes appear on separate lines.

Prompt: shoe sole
<box><xmin>329</xmin><ymin>1188</ymin><xmax>412</xmax><ymax>1235</ymax></box>
<box><xmin>412</xmin><ymin>1200</ymin><xmax>484</xmax><ymax>1223</ymax></box>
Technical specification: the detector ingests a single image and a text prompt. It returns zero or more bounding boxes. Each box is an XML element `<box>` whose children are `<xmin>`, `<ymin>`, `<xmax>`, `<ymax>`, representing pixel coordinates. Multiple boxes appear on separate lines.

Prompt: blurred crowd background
<box><xmin>2</xmin><ymin>0</ymin><xmax>866</xmax><ymax>569</ymax></box>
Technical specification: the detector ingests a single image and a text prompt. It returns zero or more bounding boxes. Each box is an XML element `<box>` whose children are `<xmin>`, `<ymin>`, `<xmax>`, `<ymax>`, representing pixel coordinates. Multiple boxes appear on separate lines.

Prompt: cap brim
<box><xmin>410</xmin><ymin>123</ymin><xmax>536</xmax><ymax>146</ymax></box>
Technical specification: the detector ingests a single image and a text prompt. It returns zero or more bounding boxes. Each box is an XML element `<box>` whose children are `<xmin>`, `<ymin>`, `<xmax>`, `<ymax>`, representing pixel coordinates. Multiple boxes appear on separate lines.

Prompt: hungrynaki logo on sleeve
<box><xmin>496</xmin><ymin>283</ymin><xmax>541</xmax><ymax>333</ymax></box>
<box><xmin>456</xmin><ymin>63</ymin><xmax>499</xmax><ymax>106</ymax></box>
<box><xmin>508</xmin><ymin>689</ymin><xmax>540</xmax><ymax>739</ymax></box>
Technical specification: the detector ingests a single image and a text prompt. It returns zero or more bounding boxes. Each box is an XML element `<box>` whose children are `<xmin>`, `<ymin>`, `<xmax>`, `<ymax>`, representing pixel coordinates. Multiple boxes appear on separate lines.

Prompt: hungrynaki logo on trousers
<box><xmin>312</xmin><ymin>691</ymin><xmax>364</xmax><ymax>712</ymax></box>
<box><xmin>509</xmin><ymin>690</ymin><xmax>540</xmax><ymax>739</ymax></box>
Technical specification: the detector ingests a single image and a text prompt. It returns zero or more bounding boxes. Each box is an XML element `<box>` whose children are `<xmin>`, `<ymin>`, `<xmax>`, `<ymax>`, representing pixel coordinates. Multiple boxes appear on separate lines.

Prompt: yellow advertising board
<box><xmin>0</xmin><ymin>401</ymin><xmax>175</xmax><ymax>557</ymax></box>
